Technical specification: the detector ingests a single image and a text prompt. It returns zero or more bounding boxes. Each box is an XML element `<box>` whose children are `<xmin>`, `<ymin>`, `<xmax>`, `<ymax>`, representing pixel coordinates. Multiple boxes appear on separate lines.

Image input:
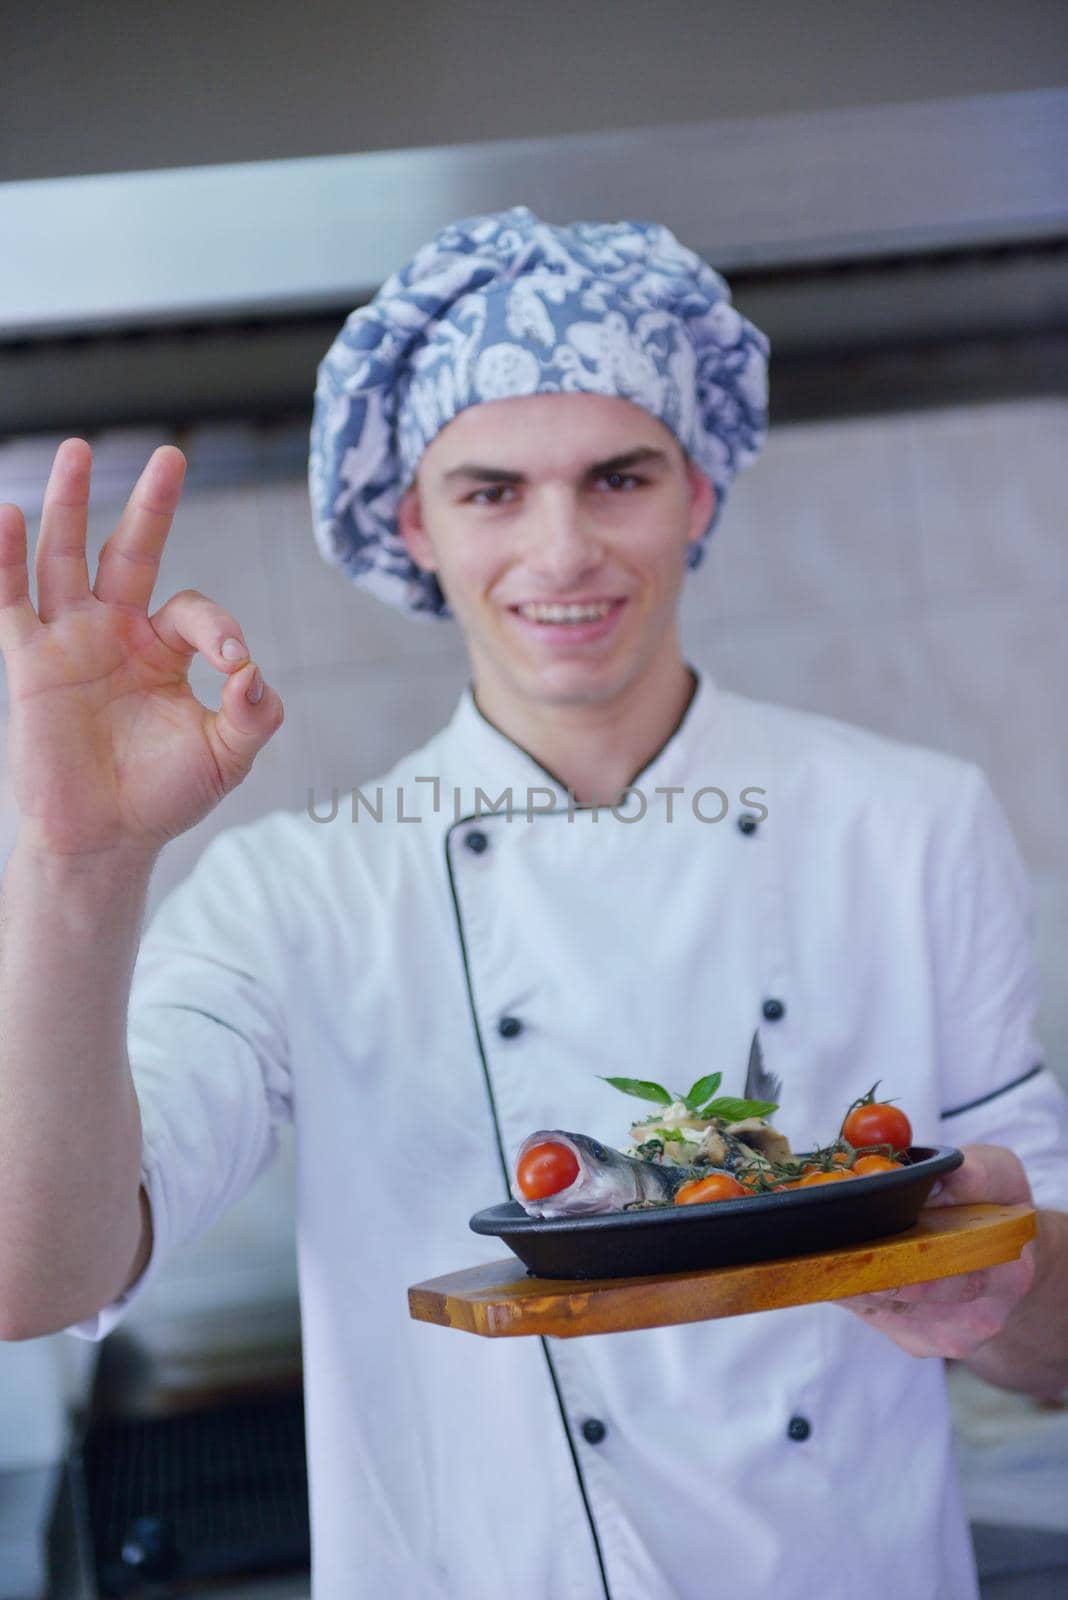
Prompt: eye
<box><xmin>597</xmin><ymin>471</ymin><xmax>645</xmax><ymax>492</ymax></box>
<box><xmin>468</xmin><ymin>485</ymin><xmax>514</xmax><ymax>506</ymax></box>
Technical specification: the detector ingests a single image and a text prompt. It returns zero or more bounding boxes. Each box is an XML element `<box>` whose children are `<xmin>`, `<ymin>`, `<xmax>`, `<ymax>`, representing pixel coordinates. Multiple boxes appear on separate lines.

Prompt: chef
<box><xmin>2</xmin><ymin>207</ymin><xmax>1066</xmax><ymax>1599</ymax></box>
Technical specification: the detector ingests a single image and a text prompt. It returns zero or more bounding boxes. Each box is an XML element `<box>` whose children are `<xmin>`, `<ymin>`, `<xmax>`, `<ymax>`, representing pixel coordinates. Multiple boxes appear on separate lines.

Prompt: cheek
<box><xmin>631</xmin><ymin>526</ymin><xmax>693</xmax><ymax>590</ymax></box>
<box><xmin>433</xmin><ymin>541</ymin><xmax>506</xmax><ymax>613</ymax></box>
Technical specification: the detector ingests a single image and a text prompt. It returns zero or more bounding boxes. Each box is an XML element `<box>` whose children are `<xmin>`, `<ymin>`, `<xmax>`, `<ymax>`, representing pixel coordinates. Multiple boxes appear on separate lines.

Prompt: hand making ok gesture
<box><xmin>0</xmin><ymin>438</ymin><xmax>284</xmax><ymax>863</ymax></box>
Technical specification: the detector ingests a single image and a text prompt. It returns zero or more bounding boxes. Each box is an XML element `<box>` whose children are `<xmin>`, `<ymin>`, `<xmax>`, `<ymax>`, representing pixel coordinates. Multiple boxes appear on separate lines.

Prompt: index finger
<box><xmin>34</xmin><ymin>437</ymin><xmax>94</xmax><ymax>623</ymax></box>
<box><xmin>845</xmin><ymin>1271</ymin><xmax>992</xmax><ymax>1310</ymax></box>
<box><xmin>92</xmin><ymin>445</ymin><xmax>187</xmax><ymax>613</ymax></box>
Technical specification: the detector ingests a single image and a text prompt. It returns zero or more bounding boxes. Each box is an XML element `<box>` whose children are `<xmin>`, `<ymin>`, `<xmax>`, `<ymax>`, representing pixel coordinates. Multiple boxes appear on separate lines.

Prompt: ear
<box><xmin>684</xmin><ymin>460</ymin><xmax>716</xmax><ymax>546</ymax></box>
<box><xmin>396</xmin><ymin>480</ymin><xmax>439</xmax><ymax>572</ymax></box>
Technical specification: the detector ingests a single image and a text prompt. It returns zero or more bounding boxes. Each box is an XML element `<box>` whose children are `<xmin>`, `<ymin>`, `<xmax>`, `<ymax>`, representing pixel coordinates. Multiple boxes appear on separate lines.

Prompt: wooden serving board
<box><xmin>408</xmin><ymin>1203</ymin><xmax>1036</xmax><ymax>1339</ymax></box>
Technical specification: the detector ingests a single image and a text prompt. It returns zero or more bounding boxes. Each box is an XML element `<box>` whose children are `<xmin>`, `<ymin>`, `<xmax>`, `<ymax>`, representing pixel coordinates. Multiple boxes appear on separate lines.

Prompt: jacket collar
<box><xmin>437</xmin><ymin>664</ymin><xmax>724</xmax><ymax>808</ymax></box>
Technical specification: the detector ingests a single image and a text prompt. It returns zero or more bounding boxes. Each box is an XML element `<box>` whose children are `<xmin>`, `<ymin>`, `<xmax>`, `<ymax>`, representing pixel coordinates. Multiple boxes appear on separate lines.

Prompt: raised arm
<box><xmin>0</xmin><ymin>440</ymin><xmax>283</xmax><ymax>1338</ymax></box>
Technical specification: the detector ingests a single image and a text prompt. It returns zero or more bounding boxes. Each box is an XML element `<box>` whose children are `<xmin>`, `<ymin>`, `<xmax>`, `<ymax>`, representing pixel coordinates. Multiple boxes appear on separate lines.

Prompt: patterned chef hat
<box><xmin>309</xmin><ymin>205</ymin><xmax>769</xmax><ymax>618</ymax></box>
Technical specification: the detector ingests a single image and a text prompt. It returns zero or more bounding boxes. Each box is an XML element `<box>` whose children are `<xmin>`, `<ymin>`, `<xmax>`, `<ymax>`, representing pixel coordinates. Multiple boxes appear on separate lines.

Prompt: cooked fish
<box><xmin>718</xmin><ymin>1119</ymin><xmax>793</xmax><ymax>1165</ymax></box>
<box><xmin>628</xmin><ymin>1111</ymin><xmax>792</xmax><ymax>1171</ymax></box>
<box><xmin>512</xmin><ymin>1130</ymin><xmax>690</xmax><ymax>1218</ymax></box>
<box><xmin>743</xmin><ymin>1029</ymin><xmax>783</xmax><ymax>1110</ymax></box>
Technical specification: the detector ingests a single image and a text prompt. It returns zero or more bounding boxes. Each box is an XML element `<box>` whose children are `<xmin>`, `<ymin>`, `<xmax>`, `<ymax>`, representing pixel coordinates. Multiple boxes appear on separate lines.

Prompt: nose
<box><xmin>524</xmin><ymin>488</ymin><xmax>602</xmax><ymax>587</ymax></box>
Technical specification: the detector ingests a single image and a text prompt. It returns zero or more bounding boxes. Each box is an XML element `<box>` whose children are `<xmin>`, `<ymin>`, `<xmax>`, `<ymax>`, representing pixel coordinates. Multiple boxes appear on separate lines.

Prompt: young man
<box><xmin>1</xmin><ymin>207</ymin><xmax>1066</xmax><ymax>1600</ymax></box>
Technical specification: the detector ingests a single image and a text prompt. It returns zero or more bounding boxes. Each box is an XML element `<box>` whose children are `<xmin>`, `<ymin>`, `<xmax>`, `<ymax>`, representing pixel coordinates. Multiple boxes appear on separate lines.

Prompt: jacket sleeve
<box><xmin>62</xmin><ymin>813</ymin><xmax>296</xmax><ymax>1341</ymax></box>
<box><xmin>931</xmin><ymin>762</ymin><xmax>1068</xmax><ymax>1215</ymax></box>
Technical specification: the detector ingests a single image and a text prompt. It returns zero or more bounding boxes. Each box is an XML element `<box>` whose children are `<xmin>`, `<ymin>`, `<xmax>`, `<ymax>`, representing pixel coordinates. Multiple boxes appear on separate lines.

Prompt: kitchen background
<box><xmin>2</xmin><ymin>2</ymin><xmax>1067</xmax><ymax>1595</ymax></box>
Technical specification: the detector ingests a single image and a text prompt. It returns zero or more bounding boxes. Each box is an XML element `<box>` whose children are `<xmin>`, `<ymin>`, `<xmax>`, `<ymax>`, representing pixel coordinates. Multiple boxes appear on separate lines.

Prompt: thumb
<box><xmin>206</xmin><ymin>660</ymin><xmax>284</xmax><ymax>787</ymax></box>
<box><xmin>926</xmin><ymin>1144</ymin><xmax>1032</xmax><ymax>1209</ymax></box>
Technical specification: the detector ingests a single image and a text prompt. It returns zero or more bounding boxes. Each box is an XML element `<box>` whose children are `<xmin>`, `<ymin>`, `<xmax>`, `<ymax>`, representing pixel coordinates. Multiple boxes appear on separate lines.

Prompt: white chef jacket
<box><xmin>64</xmin><ymin>667</ymin><xmax>1068</xmax><ymax>1600</ymax></box>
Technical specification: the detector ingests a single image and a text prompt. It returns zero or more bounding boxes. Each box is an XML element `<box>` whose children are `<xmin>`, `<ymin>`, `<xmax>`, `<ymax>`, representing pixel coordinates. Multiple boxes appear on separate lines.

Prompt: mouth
<box><xmin>505</xmin><ymin>596</ymin><xmax>628</xmax><ymax>649</ymax></box>
<box><xmin>510</xmin><ymin>598</ymin><xmax>626</xmax><ymax>626</ymax></box>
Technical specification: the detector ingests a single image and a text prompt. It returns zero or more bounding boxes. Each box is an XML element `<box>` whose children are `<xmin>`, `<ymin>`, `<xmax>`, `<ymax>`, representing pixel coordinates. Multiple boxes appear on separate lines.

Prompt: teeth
<box><xmin>519</xmin><ymin>602</ymin><xmax>614</xmax><ymax>623</ymax></box>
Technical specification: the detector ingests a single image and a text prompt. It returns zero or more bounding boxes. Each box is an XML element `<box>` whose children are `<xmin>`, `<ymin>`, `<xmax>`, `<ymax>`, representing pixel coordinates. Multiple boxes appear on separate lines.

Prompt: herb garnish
<box><xmin>601</xmin><ymin>1072</ymin><xmax>778</xmax><ymax>1124</ymax></box>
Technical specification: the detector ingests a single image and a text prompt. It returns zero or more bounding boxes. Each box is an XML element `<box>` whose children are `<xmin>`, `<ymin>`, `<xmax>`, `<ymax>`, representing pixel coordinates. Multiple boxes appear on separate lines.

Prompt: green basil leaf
<box><xmin>599</xmin><ymin>1076</ymin><xmax>672</xmax><ymax>1106</ymax></box>
<box><xmin>699</xmin><ymin>1096</ymin><xmax>779</xmax><ymax>1123</ymax></box>
<box><xmin>655</xmin><ymin>1127</ymin><xmax>686</xmax><ymax>1143</ymax></box>
<box><xmin>683</xmin><ymin>1072</ymin><xmax>722</xmax><ymax>1112</ymax></box>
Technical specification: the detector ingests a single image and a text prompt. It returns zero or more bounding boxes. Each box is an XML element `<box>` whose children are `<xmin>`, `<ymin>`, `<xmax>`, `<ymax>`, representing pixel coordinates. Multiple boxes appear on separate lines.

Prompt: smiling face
<box><xmin>396</xmin><ymin>393</ymin><xmax>715</xmax><ymax>726</ymax></box>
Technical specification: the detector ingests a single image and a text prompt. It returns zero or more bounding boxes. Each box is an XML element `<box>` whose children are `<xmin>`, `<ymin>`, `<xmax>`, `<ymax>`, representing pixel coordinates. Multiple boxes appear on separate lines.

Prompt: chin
<box><xmin>516</xmin><ymin>659</ymin><xmax>635</xmax><ymax>708</ymax></box>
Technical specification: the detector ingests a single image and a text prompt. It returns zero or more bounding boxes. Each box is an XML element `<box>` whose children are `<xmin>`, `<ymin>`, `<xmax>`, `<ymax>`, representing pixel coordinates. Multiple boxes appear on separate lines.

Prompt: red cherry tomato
<box><xmin>798</xmin><ymin>1168</ymin><xmax>857</xmax><ymax>1186</ymax></box>
<box><xmin>842</xmin><ymin>1101</ymin><xmax>912</xmax><ymax>1153</ymax></box>
<box><xmin>674</xmin><ymin>1173</ymin><xmax>748</xmax><ymax>1206</ymax></box>
<box><xmin>516</xmin><ymin>1142</ymin><xmax>580</xmax><ymax>1199</ymax></box>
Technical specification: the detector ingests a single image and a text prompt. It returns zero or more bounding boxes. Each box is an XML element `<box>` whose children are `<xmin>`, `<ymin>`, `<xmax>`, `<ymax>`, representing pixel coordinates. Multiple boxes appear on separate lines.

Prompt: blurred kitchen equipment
<box><xmin>46</xmin><ymin>1306</ymin><xmax>310</xmax><ymax>1597</ymax></box>
<box><xmin>76</xmin><ymin>1379</ymin><xmax>309</xmax><ymax>1595</ymax></box>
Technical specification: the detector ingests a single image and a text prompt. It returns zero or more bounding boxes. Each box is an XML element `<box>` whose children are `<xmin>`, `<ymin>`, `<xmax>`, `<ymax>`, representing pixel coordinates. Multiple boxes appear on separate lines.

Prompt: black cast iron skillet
<box><xmin>470</xmin><ymin>1146</ymin><xmax>963</xmax><ymax>1280</ymax></box>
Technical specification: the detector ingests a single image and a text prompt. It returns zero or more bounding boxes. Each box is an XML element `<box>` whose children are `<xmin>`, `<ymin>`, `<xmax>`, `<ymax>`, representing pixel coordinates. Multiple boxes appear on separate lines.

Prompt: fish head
<box><xmin>512</xmin><ymin>1130</ymin><xmax>650</xmax><ymax>1217</ymax></box>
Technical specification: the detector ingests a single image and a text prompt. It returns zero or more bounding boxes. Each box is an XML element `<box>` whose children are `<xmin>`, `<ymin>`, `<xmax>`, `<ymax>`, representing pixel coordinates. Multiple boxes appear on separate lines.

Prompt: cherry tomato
<box><xmin>674</xmin><ymin>1173</ymin><xmax>748</xmax><ymax>1205</ymax></box>
<box><xmin>803</xmin><ymin>1152</ymin><xmax>852</xmax><ymax>1173</ymax></box>
<box><xmin>851</xmin><ymin>1154</ymin><xmax>903</xmax><ymax>1176</ymax></box>
<box><xmin>516</xmin><ymin>1141</ymin><xmax>579</xmax><ymax>1199</ymax></box>
<box><xmin>798</xmin><ymin>1168</ymin><xmax>857</xmax><ymax>1186</ymax></box>
<box><xmin>842</xmin><ymin>1100</ymin><xmax>912</xmax><ymax>1153</ymax></box>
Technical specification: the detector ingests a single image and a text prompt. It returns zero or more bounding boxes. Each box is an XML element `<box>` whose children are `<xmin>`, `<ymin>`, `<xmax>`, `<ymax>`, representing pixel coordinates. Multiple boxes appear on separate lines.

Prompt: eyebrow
<box><xmin>440</xmin><ymin>446</ymin><xmax>672</xmax><ymax>488</ymax></box>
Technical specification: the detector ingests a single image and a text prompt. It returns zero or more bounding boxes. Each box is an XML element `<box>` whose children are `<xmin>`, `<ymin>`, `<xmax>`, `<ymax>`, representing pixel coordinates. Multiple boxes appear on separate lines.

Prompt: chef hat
<box><xmin>308</xmin><ymin>205</ymin><xmax>769</xmax><ymax>618</ymax></box>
